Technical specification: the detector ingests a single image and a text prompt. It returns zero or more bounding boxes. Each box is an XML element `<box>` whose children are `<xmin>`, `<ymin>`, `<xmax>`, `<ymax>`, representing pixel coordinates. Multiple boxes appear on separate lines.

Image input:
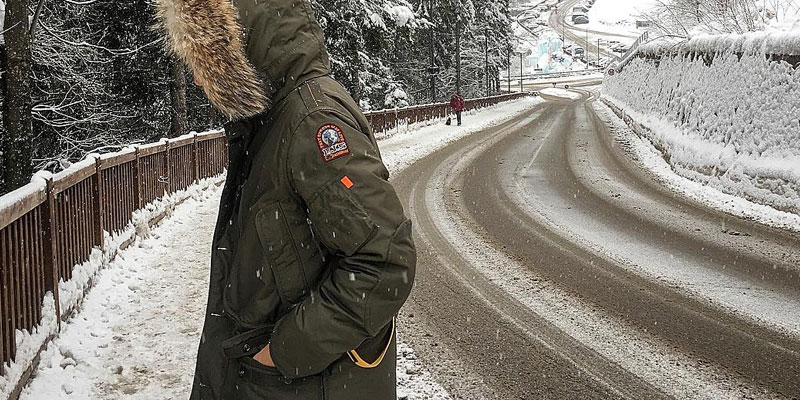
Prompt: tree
<box><xmin>169</xmin><ymin>57</ymin><xmax>187</xmax><ymax>138</ymax></box>
<box><xmin>1</xmin><ymin>0</ymin><xmax>34</xmax><ymax>193</ymax></box>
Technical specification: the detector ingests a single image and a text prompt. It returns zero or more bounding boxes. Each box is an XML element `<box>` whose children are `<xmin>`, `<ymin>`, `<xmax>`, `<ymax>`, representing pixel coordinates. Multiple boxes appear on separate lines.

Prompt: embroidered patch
<box><xmin>316</xmin><ymin>123</ymin><xmax>350</xmax><ymax>162</ymax></box>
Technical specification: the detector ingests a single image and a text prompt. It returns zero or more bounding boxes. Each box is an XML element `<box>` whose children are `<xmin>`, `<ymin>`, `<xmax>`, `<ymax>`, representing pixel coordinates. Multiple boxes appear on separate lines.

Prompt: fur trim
<box><xmin>156</xmin><ymin>0</ymin><xmax>269</xmax><ymax>119</ymax></box>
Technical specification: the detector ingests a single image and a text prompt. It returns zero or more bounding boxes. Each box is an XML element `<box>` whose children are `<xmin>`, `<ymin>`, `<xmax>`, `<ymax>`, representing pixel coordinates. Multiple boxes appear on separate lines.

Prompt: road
<box><xmin>393</xmin><ymin>89</ymin><xmax>800</xmax><ymax>399</ymax></box>
<box><xmin>548</xmin><ymin>0</ymin><xmax>634</xmax><ymax>63</ymax></box>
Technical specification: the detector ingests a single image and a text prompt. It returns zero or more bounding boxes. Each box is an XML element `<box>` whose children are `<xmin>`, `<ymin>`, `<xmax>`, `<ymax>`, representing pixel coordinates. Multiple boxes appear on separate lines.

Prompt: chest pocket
<box><xmin>256</xmin><ymin>202</ymin><xmax>309</xmax><ymax>305</ymax></box>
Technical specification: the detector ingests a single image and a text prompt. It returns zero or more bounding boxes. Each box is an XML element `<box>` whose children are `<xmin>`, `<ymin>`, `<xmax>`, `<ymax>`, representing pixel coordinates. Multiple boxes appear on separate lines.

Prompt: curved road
<box><xmin>392</xmin><ymin>90</ymin><xmax>800</xmax><ymax>399</ymax></box>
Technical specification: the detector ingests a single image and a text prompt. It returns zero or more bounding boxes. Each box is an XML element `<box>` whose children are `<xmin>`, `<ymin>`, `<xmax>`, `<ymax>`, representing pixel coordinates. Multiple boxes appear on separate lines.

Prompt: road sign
<box><xmin>607</xmin><ymin>68</ymin><xmax>616</xmax><ymax>76</ymax></box>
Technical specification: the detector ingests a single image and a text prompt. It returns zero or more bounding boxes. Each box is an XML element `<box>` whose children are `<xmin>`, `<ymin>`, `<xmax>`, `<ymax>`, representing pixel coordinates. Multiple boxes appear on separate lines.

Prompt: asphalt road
<box><xmin>393</xmin><ymin>90</ymin><xmax>800</xmax><ymax>399</ymax></box>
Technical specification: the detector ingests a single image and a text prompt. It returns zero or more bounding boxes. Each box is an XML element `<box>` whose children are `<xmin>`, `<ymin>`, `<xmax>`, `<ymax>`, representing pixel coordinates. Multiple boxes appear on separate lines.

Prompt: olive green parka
<box><xmin>157</xmin><ymin>0</ymin><xmax>417</xmax><ymax>398</ymax></box>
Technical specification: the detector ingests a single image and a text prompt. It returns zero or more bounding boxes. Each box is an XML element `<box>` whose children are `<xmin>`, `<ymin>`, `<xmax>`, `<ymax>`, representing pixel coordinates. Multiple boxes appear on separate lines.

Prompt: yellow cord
<box><xmin>347</xmin><ymin>318</ymin><xmax>395</xmax><ymax>368</ymax></box>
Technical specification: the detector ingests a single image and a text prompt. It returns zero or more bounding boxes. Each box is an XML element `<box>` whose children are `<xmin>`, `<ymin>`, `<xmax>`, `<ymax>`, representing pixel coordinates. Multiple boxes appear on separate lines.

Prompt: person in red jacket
<box><xmin>450</xmin><ymin>93</ymin><xmax>465</xmax><ymax>126</ymax></box>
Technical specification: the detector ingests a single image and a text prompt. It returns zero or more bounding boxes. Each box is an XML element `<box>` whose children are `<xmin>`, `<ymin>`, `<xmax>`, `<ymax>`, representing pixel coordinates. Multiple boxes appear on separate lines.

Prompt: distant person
<box><xmin>450</xmin><ymin>93</ymin><xmax>465</xmax><ymax>126</ymax></box>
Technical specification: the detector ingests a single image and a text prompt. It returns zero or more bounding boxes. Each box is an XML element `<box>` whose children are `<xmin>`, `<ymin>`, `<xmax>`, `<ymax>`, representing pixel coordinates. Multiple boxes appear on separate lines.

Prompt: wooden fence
<box><xmin>364</xmin><ymin>92</ymin><xmax>529</xmax><ymax>135</ymax></box>
<box><xmin>0</xmin><ymin>130</ymin><xmax>227</xmax><ymax>384</ymax></box>
<box><xmin>0</xmin><ymin>91</ymin><xmax>530</xmax><ymax>397</ymax></box>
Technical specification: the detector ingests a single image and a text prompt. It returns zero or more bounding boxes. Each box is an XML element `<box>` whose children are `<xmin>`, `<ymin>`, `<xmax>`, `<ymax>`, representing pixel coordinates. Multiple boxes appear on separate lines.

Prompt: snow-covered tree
<box><xmin>313</xmin><ymin>0</ymin><xmax>419</xmax><ymax>110</ymax></box>
<box><xmin>642</xmin><ymin>0</ymin><xmax>800</xmax><ymax>36</ymax></box>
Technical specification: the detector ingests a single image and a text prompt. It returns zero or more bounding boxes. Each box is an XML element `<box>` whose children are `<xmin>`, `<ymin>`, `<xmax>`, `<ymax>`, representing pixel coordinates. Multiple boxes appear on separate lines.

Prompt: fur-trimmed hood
<box><xmin>156</xmin><ymin>0</ymin><xmax>331</xmax><ymax>120</ymax></box>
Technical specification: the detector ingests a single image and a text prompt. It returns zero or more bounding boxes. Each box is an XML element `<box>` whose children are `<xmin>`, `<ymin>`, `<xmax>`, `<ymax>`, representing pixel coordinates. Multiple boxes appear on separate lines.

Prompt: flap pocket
<box><xmin>256</xmin><ymin>202</ymin><xmax>308</xmax><ymax>305</ymax></box>
<box><xmin>307</xmin><ymin>179</ymin><xmax>378</xmax><ymax>256</ymax></box>
<box><xmin>221</xmin><ymin>326</ymin><xmax>274</xmax><ymax>359</ymax></box>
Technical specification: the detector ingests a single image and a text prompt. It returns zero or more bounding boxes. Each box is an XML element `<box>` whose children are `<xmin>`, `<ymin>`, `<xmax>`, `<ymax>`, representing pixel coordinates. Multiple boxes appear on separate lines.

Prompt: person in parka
<box><xmin>156</xmin><ymin>0</ymin><xmax>416</xmax><ymax>398</ymax></box>
<box><xmin>449</xmin><ymin>93</ymin><xmax>465</xmax><ymax>126</ymax></box>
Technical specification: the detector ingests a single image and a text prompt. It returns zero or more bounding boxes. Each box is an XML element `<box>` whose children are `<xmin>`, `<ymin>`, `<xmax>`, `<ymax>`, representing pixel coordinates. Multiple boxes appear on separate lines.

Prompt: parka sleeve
<box><xmin>268</xmin><ymin>110</ymin><xmax>416</xmax><ymax>378</ymax></box>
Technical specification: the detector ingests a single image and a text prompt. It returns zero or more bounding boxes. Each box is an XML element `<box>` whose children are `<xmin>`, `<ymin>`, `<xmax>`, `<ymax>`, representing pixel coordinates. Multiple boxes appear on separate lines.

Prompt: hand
<box><xmin>253</xmin><ymin>344</ymin><xmax>276</xmax><ymax>367</ymax></box>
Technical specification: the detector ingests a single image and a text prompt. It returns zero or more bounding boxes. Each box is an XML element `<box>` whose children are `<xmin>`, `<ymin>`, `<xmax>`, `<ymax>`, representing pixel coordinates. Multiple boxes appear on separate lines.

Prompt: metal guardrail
<box><xmin>612</xmin><ymin>31</ymin><xmax>650</xmax><ymax>72</ymax></box>
<box><xmin>0</xmin><ymin>91</ymin><xmax>530</xmax><ymax>396</ymax></box>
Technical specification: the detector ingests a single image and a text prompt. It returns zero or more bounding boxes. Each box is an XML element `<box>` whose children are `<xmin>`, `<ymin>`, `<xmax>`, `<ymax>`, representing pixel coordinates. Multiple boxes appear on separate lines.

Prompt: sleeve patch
<box><xmin>340</xmin><ymin>176</ymin><xmax>354</xmax><ymax>189</ymax></box>
<box><xmin>316</xmin><ymin>123</ymin><xmax>350</xmax><ymax>162</ymax></box>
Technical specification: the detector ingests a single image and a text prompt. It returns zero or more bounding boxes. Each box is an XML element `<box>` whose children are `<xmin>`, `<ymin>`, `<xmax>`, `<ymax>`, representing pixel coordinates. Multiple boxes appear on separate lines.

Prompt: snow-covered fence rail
<box><xmin>0</xmin><ymin>131</ymin><xmax>227</xmax><ymax>397</ymax></box>
<box><xmin>364</xmin><ymin>92</ymin><xmax>529</xmax><ymax>135</ymax></box>
<box><xmin>612</xmin><ymin>31</ymin><xmax>650</xmax><ymax>72</ymax></box>
<box><xmin>603</xmin><ymin>31</ymin><xmax>800</xmax><ymax>220</ymax></box>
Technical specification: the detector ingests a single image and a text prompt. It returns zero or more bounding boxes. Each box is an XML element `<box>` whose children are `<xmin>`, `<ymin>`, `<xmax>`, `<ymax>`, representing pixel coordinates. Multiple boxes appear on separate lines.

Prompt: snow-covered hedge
<box><xmin>603</xmin><ymin>32</ymin><xmax>800</xmax><ymax>215</ymax></box>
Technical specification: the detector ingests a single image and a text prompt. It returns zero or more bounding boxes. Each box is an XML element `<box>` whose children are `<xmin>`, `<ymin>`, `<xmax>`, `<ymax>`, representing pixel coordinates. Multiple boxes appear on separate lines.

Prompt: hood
<box><xmin>156</xmin><ymin>0</ymin><xmax>331</xmax><ymax>120</ymax></box>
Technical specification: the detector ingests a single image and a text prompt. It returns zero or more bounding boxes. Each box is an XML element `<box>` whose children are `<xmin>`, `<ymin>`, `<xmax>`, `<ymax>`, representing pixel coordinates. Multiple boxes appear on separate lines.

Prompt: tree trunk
<box><xmin>169</xmin><ymin>57</ymin><xmax>187</xmax><ymax>138</ymax></box>
<box><xmin>455</xmin><ymin>19</ymin><xmax>461</xmax><ymax>96</ymax></box>
<box><xmin>1</xmin><ymin>0</ymin><xmax>34</xmax><ymax>193</ymax></box>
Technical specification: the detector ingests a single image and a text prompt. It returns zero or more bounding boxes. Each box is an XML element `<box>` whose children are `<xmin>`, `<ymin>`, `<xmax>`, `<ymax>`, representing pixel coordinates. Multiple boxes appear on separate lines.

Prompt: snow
<box><xmin>12</xmin><ymin>97</ymin><xmax>545</xmax><ymax>400</ymax></box>
<box><xmin>513</xmin><ymin>25</ymin><xmax>590</xmax><ymax>74</ymax></box>
<box><xmin>592</xmin><ymin>99</ymin><xmax>800</xmax><ymax>337</ymax></box>
<box><xmin>384</xmin><ymin>87</ymin><xmax>411</xmax><ymax>108</ymax></box>
<box><xmin>603</xmin><ymin>46</ymin><xmax>800</xmax><ymax>229</ymax></box>
<box><xmin>525</xmin><ymin>32</ymin><xmax>588</xmax><ymax>73</ymax></box>
<box><xmin>539</xmin><ymin>87</ymin><xmax>581</xmax><ymax>99</ymax></box>
<box><xmin>585</xmin><ymin>0</ymin><xmax>657</xmax><ymax>38</ymax></box>
<box><xmin>0</xmin><ymin>295</ymin><xmax>57</xmax><ymax>399</ymax></box>
<box><xmin>0</xmin><ymin>177</ymin><xmax>46</xmax><ymax>216</ymax></box>
<box><xmin>20</xmin><ymin>181</ymin><xmax>223</xmax><ymax>400</ymax></box>
<box><xmin>640</xmin><ymin>30</ymin><xmax>800</xmax><ymax>56</ymax></box>
<box><xmin>385</xmin><ymin>5</ymin><xmax>415</xmax><ymax>28</ymax></box>
<box><xmin>378</xmin><ymin>96</ymin><xmax>545</xmax><ymax>175</ymax></box>
<box><xmin>419</xmin><ymin>122</ymin><xmax>773</xmax><ymax>399</ymax></box>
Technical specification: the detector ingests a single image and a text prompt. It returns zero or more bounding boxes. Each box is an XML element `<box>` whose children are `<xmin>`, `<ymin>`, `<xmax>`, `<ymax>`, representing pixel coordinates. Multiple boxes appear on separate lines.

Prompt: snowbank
<box><xmin>57</xmin><ymin>176</ymin><xmax>224</xmax><ymax>319</ymax></box>
<box><xmin>0</xmin><ymin>295</ymin><xmax>57</xmax><ymax>399</ymax></box>
<box><xmin>540</xmin><ymin>88</ymin><xmax>581</xmax><ymax>100</ymax></box>
<box><xmin>640</xmin><ymin>30</ymin><xmax>800</xmax><ymax>56</ymax></box>
<box><xmin>0</xmin><ymin>176</ymin><xmax>224</xmax><ymax>400</ymax></box>
<box><xmin>586</xmin><ymin>0</ymin><xmax>656</xmax><ymax>38</ymax></box>
<box><xmin>603</xmin><ymin>36</ymin><xmax>800</xmax><ymax>222</ymax></box>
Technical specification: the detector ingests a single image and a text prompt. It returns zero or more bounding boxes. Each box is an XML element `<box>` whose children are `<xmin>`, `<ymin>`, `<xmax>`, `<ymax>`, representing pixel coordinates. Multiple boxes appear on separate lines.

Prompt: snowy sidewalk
<box><xmin>19</xmin><ymin>97</ymin><xmax>541</xmax><ymax>399</ymax></box>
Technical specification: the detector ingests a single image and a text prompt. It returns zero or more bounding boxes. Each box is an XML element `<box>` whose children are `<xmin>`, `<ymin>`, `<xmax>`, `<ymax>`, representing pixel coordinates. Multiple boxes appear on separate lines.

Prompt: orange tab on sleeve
<box><xmin>340</xmin><ymin>176</ymin><xmax>354</xmax><ymax>189</ymax></box>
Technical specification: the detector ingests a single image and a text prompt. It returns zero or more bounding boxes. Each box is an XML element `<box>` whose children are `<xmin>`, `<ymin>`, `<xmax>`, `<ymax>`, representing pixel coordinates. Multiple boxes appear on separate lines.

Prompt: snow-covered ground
<box><xmin>18</xmin><ymin>97</ymin><xmax>542</xmax><ymax>399</ymax></box>
<box><xmin>539</xmin><ymin>87</ymin><xmax>581</xmax><ymax>99</ymax></box>
<box><xmin>585</xmin><ymin>0</ymin><xmax>657</xmax><ymax>39</ymax></box>
<box><xmin>379</xmin><ymin>96</ymin><xmax>544</xmax><ymax>174</ymax></box>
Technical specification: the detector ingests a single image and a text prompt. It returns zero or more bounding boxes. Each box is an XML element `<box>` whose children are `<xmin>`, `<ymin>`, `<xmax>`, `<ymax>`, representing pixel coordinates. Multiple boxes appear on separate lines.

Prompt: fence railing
<box><xmin>0</xmin><ymin>130</ymin><xmax>228</xmax><ymax>385</ymax></box>
<box><xmin>612</xmin><ymin>31</ymin><xmax>650</xmax><ymax>72</ymax></box>
<box><xmin>364</xmin><ymin>92</ymin><xmax>530</xmax><ymax>135</ymax></box>
<box><xmin>0</xmin><ymin>91</ymin><xmax>530</xmax><ymax>398</ymax></box>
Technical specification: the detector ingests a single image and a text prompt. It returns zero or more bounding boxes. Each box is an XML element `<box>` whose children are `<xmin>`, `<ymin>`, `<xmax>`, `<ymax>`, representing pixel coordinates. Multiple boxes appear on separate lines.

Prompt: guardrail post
<box><xmin>133</xmin><ymin>147</ymin><xmax>142</xmax><ymax>210</ymax></box>
<box><xmin>164</xmin><ymin>142</ymin><xmax>171</xmax><ymax>194</ymax></box>
<box><xmin>92</xmin><ymin>158</ymin><xmax>104</xmax><ymax>249</ymax></box>
<box><xmin>192</xmin><ymin>134</ymin><xmax>199</xmax><ymax>184</ymax></box>
<box><xmin>394</xmin><ymin>108</ymin><xmax>399</xmax><ymax>135</ymax></box>
<box><xmin>41</xmin><ymin>178</ymin><xmax>61</xmax><ymax>327</ymax></box>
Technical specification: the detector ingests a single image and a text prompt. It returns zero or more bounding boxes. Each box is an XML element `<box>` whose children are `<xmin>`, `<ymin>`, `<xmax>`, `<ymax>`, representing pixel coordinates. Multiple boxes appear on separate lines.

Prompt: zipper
<box><xmin>306</xmin><ymin>214</ymin><xmax>326</xmax><ymax>263</ymax></box>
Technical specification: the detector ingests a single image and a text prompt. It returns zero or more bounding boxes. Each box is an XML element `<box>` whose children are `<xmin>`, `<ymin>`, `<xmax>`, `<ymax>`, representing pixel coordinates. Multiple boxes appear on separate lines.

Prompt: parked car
<box><xmin>611</xmin><ymin>43</ymin><xmax>629</xmax><ymax>54</ymax></box>
<box><xmin>572</xmin><ymin>13</ymin><xmax>589</xmax><ymax>24</ymax></box>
